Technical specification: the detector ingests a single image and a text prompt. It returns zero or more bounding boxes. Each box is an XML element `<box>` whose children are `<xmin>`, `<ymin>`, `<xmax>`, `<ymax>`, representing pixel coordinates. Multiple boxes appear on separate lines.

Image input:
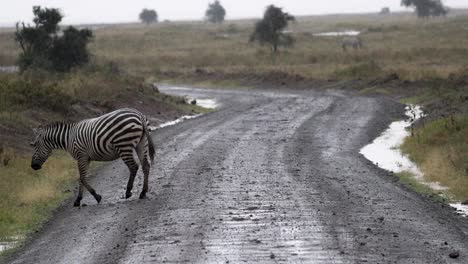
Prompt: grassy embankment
<box><xmin>401</xmin><ymin>115</ymin><xmax>468</xmax><ymax>201</ymax></box>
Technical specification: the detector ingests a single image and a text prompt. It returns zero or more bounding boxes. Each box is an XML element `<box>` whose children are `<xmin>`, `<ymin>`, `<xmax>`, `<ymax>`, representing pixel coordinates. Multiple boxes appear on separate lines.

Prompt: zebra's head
<box><xmin>30</xmin><ymin>127</ymin><xmax>52</xmax><ymax>171</ymax></box>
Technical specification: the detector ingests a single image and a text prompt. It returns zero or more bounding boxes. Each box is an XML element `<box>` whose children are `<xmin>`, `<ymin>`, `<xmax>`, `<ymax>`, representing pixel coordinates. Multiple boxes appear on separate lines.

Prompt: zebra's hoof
<box><xmin>94</xmin><ymin>194</ymin><xmax>102</xmax><ymax>203</ymax></box>
<box><xmin>73</xmin><ymin>201</ymin><xmax>81</xmax><ymax>207</ymax></box>
<box><xmin>125</xmin><ymin>192</ymin><xmax>132</xmax><ymax>199</ymax></box>
<box><xmin>139</xmin><ymin>192</ymin><xmax>147</xmax><ymax>199</ymax></box>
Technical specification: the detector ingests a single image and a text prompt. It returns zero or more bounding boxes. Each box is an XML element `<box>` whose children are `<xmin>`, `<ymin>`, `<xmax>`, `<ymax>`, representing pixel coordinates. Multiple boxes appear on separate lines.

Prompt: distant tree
<box><xmin>380</xmin><ymin>7</ymin><xmax>391</xmax><ymax>15</ymax></box>
<box><xmin>139</xmin><ymin>9</ymin><xmax>158</xmax><ymax>25</ymax></box>
<box><xmin>401</xmin><ymin>0</ymin><xmax>448</xmax><ymax>17</ymax></box>
<box><xmin>205</xmin><ymin>1</ymin><xmax>226</xmax><ymax>23</ymax></box>
<box><xmin>249</xmin><ymin>5</ymin><xmax>295</xmax><ymax>53</ymax></box>
<box><xmin>15</xmin><ymin>6</ymin><xmax>93</xmax><ymax>72</ymax></box>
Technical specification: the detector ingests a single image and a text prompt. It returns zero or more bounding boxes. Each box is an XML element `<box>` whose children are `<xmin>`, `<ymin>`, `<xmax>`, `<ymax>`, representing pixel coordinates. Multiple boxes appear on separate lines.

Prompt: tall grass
<box><xmin>83</xmin><ymin>13</ymin><xmax>468</xmax><ymax>82</ymax></box>
<box><xmin>0</xmin><ymin>150</ymin><xmax>76</xmax><ymax>238</ymax></box>
<box><xmin>401</xmin><ymin>115</ymin><xmax>468</xmax><ymax>201</ymax></box>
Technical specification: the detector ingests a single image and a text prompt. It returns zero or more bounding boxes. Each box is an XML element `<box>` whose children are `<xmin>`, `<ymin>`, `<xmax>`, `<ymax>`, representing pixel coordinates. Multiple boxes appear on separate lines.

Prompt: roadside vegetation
<box><xmin>401</xmin><ymin>115</ymin><xmax>468</xmax><ymax>201</ymax></box>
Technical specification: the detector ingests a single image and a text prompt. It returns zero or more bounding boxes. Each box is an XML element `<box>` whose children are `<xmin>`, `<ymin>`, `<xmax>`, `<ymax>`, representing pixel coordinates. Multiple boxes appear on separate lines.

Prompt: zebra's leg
<box><xmin>77</xmin><ymin>158</ymin><xmax>102</xmax><ymax>204</ymax></box>
<box><xmin>136</xmin><ymin>139</ymin><xmax>150</xmax><ymax>199</ymax></box>
<box><xmin>118</xmin><ymin>148</ymin><xmax>139</xmax><ymax>199</ymax></box>
<box><xmin>73</xmin><ymin>182</ymin><xmax>84</xmax><ymax>207</ymax></box>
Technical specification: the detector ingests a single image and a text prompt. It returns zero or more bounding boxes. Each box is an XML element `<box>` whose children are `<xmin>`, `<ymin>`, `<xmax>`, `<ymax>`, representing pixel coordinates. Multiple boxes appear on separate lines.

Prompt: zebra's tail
<box><xmin>143</xmin><ymin>118</ymin><xmax>155</xmax><ymax>163</ymax></box>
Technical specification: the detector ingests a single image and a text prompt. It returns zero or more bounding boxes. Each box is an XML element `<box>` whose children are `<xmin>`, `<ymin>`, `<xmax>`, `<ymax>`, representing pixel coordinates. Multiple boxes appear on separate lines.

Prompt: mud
<box><xmin>6</xmin><ymin>87</ymin><xmax>468</xmax><ymax>263</ymax></box>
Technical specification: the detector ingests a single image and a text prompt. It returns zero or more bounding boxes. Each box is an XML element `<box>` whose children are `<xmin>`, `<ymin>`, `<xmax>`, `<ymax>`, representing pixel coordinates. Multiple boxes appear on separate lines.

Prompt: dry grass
<box><xmin>0</xmin><ymin>149</ymin><xmax>76</xmax><ymax>238</ymax></box>
<box><xmin>401</xmin><ymin>115</ymin><xmax>468</xmax><ymax>201</ymax></box>
<box><xmin>2</xmin><ymin>12</ymin><xmax>468</xmax><ymax>82</ymax></box>
<box><xmin>83</xmin><ymin>13</ymin><xmax>468</xmax><ymax>82</ymax></box>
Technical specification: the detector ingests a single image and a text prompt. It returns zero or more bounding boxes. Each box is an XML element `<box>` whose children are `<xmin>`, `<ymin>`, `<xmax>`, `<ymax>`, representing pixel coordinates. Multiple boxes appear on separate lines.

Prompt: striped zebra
<box><xmin>30</xmin><ymin>108</ymin><xmax>155</xmax><ymax>207</ymax></box>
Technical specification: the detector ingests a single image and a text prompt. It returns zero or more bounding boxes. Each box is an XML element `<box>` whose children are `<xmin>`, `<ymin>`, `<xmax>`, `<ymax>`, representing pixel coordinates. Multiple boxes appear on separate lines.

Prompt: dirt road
<box><xmin>7</xmin><ymin>87</ymin><xmax>468</xmax><ymax>263</ymax></box>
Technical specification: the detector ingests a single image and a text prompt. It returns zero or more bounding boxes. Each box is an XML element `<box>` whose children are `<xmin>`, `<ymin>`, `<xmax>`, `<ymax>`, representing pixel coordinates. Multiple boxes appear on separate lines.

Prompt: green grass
<box><xmin>401</xmin><ymin>115</ymin><xmax>468</xmax><ymax>201</ymax></box>
<box><xmin>0</xmin><ymin>150</ymin><xmax>77</xmax><ymax>240</ymax></box>
<box><xmin>396</xmin><ymin>171</ymin><xmax>448</xmax><ymax>202</ymax></box>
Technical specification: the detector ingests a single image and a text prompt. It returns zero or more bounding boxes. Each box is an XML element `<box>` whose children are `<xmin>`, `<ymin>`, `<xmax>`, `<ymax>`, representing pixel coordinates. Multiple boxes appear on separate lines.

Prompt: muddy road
<box><xmin>7</xmin><ymin>87</ymin><xmax>468</xmax><ymax>263</ymax></box>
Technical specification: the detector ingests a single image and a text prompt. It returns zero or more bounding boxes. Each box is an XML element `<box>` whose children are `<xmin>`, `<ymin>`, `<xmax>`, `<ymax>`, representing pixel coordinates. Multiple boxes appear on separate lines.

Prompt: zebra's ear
<box><xmin>32</xmin><ymin>128</ymin><xmax>37</xmax><ymax>134</ymax></box>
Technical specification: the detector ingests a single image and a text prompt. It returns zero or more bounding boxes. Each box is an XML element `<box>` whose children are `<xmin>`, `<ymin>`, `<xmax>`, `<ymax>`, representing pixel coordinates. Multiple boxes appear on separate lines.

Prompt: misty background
<box><xmin>2</xmin><ymin>0</ymin><xmax>468</xmax><ymax>26</ymax></box>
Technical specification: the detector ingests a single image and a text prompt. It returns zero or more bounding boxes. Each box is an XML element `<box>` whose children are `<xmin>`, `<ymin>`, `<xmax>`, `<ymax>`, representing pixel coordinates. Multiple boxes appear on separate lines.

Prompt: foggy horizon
<box><xmin>1</xmin><ymin>0</ymin><xmax>468</xmax><ymax>27</ymax></box>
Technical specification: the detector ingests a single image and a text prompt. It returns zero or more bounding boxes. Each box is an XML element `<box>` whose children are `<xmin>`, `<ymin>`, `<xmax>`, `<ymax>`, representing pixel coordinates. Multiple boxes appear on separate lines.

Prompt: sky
<box><xmin>1</xmin><ymin>0</ymin><xmax>468</xmax><ymax>26</ymax></box>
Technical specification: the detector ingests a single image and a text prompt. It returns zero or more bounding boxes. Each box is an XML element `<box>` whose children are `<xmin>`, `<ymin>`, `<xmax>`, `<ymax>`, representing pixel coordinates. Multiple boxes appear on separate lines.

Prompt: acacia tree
<box><xmin>401</xmin><ymin>0</ymin><xmax>448</xmax><ymax>17</ymax></box>
<box><xmin>139</xmin><ymin>9</ymin><xmax>158</xmax><ymax>25</ymax></box>
<box><xmin>250</xmin><ymin>5</ymin><xmax>295</xmax><ymax>53</ymax></box>
<box><xmin>15</xmin><ymin>6</ymin><xmax>93</xmax><ymax>72</ymax></box>
<box><xmin>205</xmin><ymin>1</ymin><xmax>226</xmax><ymax>23</ymax></box>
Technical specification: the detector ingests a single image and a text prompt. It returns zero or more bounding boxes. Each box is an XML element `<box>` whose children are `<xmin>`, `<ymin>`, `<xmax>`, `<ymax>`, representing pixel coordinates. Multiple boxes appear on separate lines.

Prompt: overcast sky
<box><xmin>2</xmin><ymin>0</ymin><xmax>468</xmax><ymax>26</ymax></box>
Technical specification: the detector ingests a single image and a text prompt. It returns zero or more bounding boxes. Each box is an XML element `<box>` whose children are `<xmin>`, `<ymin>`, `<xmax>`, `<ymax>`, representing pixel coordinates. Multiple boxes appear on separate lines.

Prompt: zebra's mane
<box><xmin>39</xmin><ymin>121</ymin><xmax>75</xmax><ymax>130</ymax></box>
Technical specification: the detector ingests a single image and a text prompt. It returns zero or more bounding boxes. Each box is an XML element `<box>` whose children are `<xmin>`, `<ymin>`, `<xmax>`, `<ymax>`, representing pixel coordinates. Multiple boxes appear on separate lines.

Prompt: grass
<box><xmin>2</xmin><ymin>12</ymin><xmax>468</xmax><ymax>84</ymax></box>
<box><xmin>401</xmin><ymin>115</ymin><xmax>468</xmax><ymax>201</ymax></box>
<box><xmin>0</xmin><ymin>149</ymin><xmax>76</xmax><ymax>240</ymax></box>
<box><xmin>85</xmin><ymin>13</ymin><xmax>468</xmax><ymax>83</ymax></box>
<box><xmin>396</xmin><ymin>171</ymin><xmax>448</xmax><ymax>202</ymax></box>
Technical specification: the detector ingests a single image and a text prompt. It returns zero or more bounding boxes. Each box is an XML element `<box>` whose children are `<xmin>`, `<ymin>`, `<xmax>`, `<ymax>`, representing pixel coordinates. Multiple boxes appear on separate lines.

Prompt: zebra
<box><xmin>342</xmin><ymin>36</ymin><xmax>362</xmax><ymax>52</ymax></box>
<box><xmin>30</xmin><ymin>108</ymin><xmax>155</xmax><ymax>207</ymax></box>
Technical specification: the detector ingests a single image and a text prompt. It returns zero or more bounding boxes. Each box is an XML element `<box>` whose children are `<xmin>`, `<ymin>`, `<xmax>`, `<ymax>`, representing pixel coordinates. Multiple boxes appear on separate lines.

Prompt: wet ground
<box><xmin>6</xmin><ymin>87</ymin><xmax>468</xmax><ymax>263</ymax></box>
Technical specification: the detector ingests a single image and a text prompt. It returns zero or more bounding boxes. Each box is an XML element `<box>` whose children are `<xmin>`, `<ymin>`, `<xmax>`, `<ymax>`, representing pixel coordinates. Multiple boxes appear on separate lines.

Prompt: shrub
<box><xmin>15</xmin><ymin>6</ymin><xmax>93</xmax><ymax>72</ymax></box>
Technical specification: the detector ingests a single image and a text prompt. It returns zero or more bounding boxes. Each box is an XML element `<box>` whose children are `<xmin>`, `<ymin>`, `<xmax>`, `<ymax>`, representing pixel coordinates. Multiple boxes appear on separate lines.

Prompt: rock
<box><xmin>462</xmin><ymin>200</ymin><xmax>468</xmax><ymax>205</ymax></box>
<box><xmin>449</xmin><ymin>251</ymin><xmax>460</xmax><ymax>259</ymax></box>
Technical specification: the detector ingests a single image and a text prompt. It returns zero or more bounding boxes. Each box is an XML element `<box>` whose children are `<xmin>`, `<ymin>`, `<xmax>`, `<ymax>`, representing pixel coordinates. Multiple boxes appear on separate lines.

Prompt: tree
<box><xmin>15</xmin><ymin>6</ymin><xmax>93</xmax><ymax>72</ymax></box>
<box><xmin>205</xmin><ymin>1</ymin><xmax>226</xmax><ymax>24</ymax></box>
<box><xmin>139</xmin><ymin>9</ymin><xmax>158</xmax><ymax>25</ymax></box>
<box><xmin>50</xmin><ymin>27</ymin><xmax>93</xmax><ymax>72</ymax></box>
<box><xmin>250</xmin><ymin>5</ymin><xmax>295</xmax><ymax>53</ymax></box>
<box><xmin>401</xmin><ymin>0</ymin><xmax>448</xmax><ymax>17</ymax></box>
<box><xmin>380</xmin><ymin>7</ymin><xmax>391</xmax><ymax>15</ymax></box>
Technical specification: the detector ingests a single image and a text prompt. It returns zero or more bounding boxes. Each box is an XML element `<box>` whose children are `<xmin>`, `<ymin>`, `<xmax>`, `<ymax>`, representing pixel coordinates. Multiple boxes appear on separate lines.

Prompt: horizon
<box><xmin>1</xmin><ymin>0</ymin><xmax>468</xmax><ymax>27</ymax></box>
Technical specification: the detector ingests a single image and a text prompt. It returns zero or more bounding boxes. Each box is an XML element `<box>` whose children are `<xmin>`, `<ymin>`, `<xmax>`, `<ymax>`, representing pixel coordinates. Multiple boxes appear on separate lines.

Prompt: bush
<box><xmin>0</xmin><ymin>73</ymin><xmax>73</xmax><ymax>112</ymax></box>
<box><xmin>15</xmin><ymin>6</ymin><xmax>93</xmax><ymax>72</ymax></box>
<box><xmin>250</xmin><ymin>5</ymin><xmax>295</xmax><ymax>53</ymax></box>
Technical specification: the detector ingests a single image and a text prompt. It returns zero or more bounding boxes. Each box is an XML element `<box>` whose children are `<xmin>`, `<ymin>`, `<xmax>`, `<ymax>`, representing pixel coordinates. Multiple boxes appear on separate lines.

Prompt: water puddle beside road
<box><xmin>360</xmin><ymin>105</ymin><xmax>468</xmax><ymax>217</ymax></box>
<box><xmin>149</xmin><ymin>87</ymin><xmax>218</xmax><ymax>131</ymax></box>
<box><xmin>0</xmin><ymin>237</ymin><xmax>21</xmax><ymax>254</ymax></box>
<box><xmin>149</xmin><ymin>114</ymin><xmax>202</xmax><ymax>131</ymax></box>
<box><xmin>313</xmin><ymin>30</ymin><xmax>360</xmax><ymax>37</ymax></box>
<box><xmin>195</xmin><ymin>98</ymin><xmax>218</xmax><ymax>109</ymax></box>
<box><xmin>0</xmin><ymin>66</ymin><xmax>19</xmax><ymax>73</ymax></box>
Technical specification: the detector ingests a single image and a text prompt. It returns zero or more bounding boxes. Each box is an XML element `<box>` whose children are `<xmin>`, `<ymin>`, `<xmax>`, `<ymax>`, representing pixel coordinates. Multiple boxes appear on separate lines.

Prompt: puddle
<box><xmin>0</xmin><ymin>237</ymin><xmax>21</xmax><ymax>253</ymax></box>
<box><xmin>0</xmin><ymin>242</ymin><xmax>14</xmax><ymax>253</ymax></box>
<box><xmin>313</xmin><ymin>30</ymin><xmax>360</xmax><ymax>37</ymax></box>
<box><xmin>360</xmin><ymin>105</ymin><xmax>467</xmax><ymax>217</ymax></box>
<box><xmin>195</xmin><ymin>98</ymin><xmax>217</xmax><ymax>109</ymax></box>
<box><xmin>0</xmin><ymin>66</ymin><xmax>19</xmax><ymax>73</ymax></box>
<box><xmin>450</xmin><ymin>203</ymin><xmax>468</xmax><ymax>217</ymax></box>
<box><xmin>148</xmin><ymin>90</ymin><xmax>218</xmax><ymax>131</ymax></box>
<box><xmin>149</xmin><ymin>114</ymin><xmax>202</xmax><ymax>131</ymax></box>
